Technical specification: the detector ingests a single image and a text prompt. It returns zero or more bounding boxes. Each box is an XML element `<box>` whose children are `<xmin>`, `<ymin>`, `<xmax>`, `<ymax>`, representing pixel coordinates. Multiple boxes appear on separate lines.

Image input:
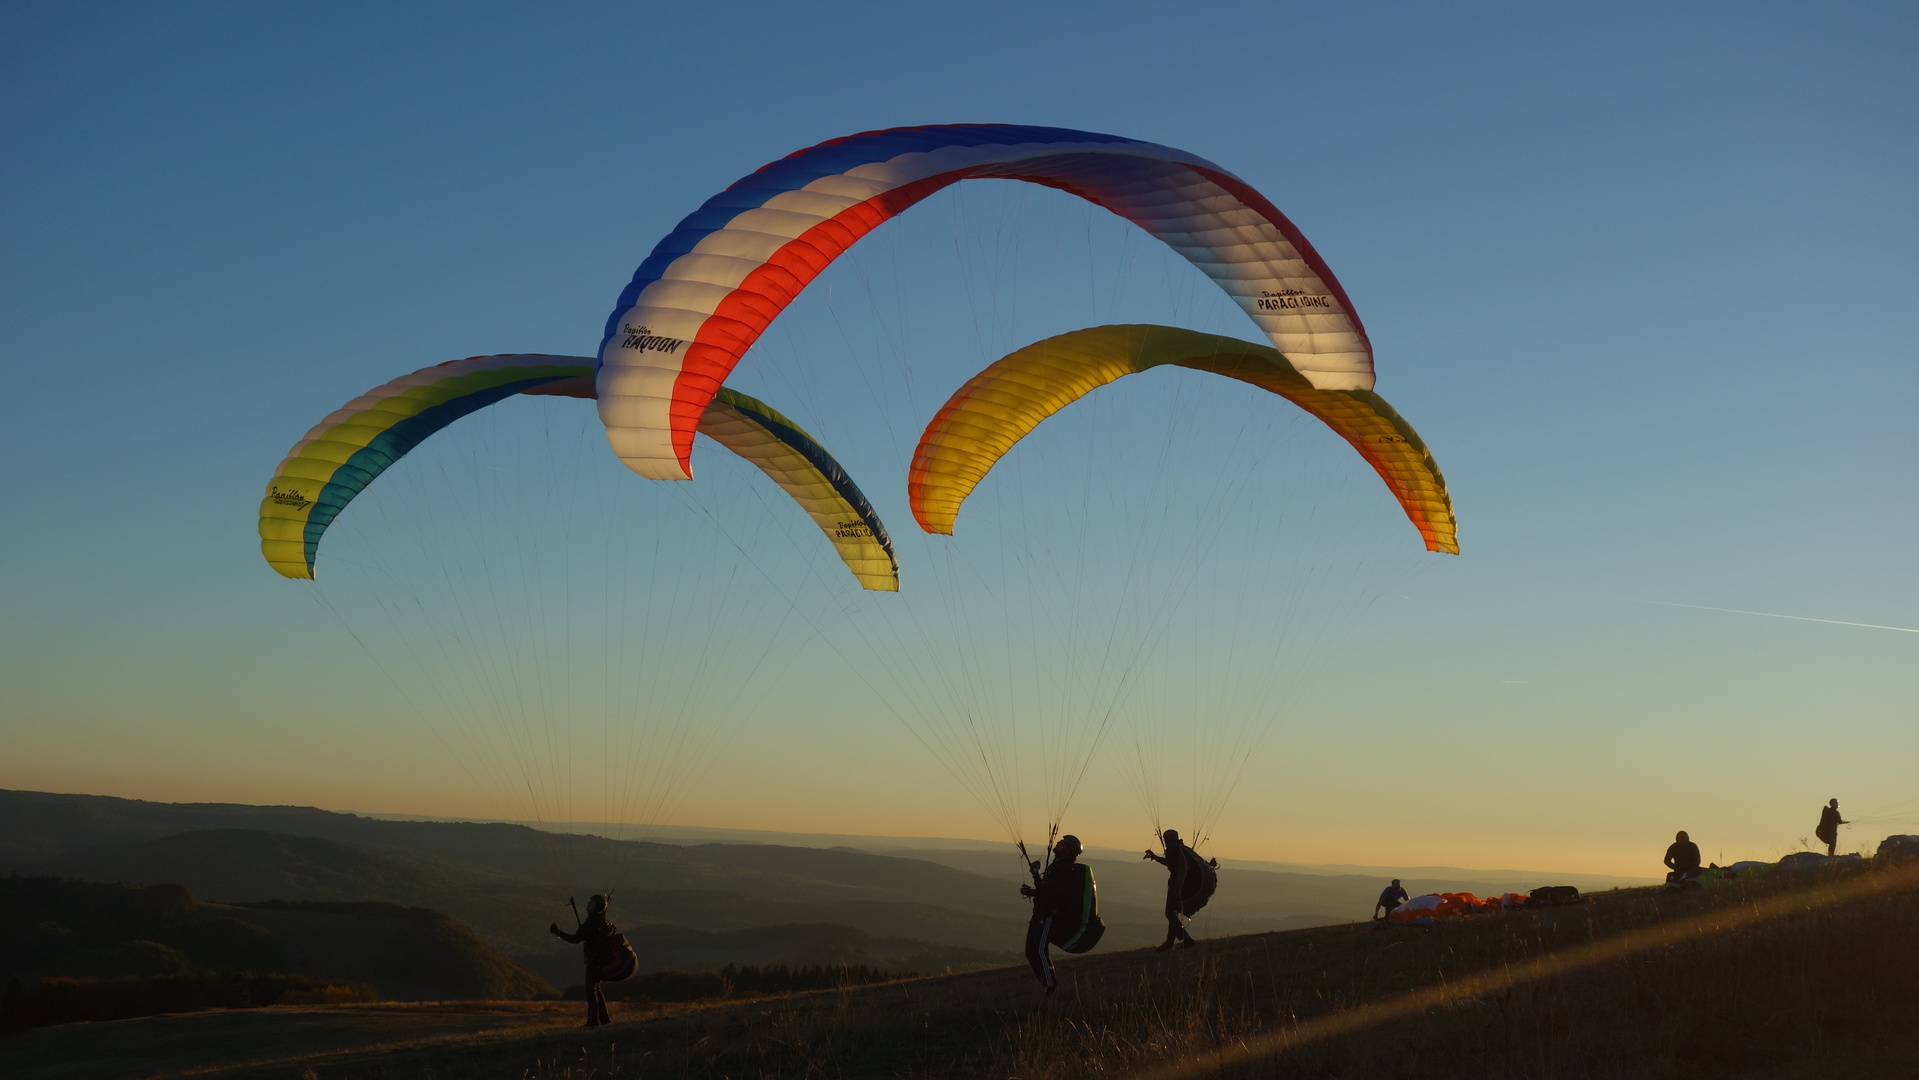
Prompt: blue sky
<box><xmin>2</xmin><ymin>2</ymin><xmax>1914</xmax><ymax>875</ymax></box>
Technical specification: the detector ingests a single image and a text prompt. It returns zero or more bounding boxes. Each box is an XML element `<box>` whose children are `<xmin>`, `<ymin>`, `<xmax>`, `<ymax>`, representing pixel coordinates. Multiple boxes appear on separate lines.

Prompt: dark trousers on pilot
<box><xmin>1025</xmin><ymin>915</ymin><xmax>1056</xmax><ymax>989</ymax></box>
<box><xmin>1163</xmin><ymin>895</ymin><xmax>1192</xmax><ymax>946</ymax></box>
<box><xmin>583</xmin><ymin>973</ymin><xmax>610</xmax><ymax>1025</ymax></box>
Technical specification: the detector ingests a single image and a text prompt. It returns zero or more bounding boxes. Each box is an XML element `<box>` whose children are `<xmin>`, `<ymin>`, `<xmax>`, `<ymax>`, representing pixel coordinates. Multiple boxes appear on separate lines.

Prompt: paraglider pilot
<box><xmin>1022</xmin><ymin>834</ymin><xmax>1096</xmax><ymax>993</ymax></box>
<box><xmin>1816</xmin><ymin>799</ymin><xmax>1848</xmax><ymax>857</ymax></box>
<box><xmin>550</xmin><ymin>894</ymin><xmax>635</xmax><ymax>1027</ymax></box>
<box><xmin>1664</xmin><ymin>831</ymin><xmax>1703</xmax><ymax>883</ymax></box>
<box><xmin>1144</xmin><ymin>829</ymin><xmax>1217</xmax><ymax>951</ymax></box>
<box><xmin>1373</xmin><ymin>879</ymin><xmax>1409</xmax><ymax>929</ymax></box>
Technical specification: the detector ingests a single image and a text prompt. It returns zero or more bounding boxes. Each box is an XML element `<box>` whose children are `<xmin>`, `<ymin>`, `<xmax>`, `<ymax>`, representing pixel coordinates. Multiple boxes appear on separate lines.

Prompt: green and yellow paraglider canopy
<box><xmin>260</xmin><ymin>353</ymin><xmax>897</xmax><ymax>590</ymax></box>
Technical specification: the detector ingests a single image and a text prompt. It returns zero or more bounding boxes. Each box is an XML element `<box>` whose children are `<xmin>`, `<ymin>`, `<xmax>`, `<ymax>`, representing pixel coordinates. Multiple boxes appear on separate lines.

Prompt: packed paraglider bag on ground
<box><xmin>1528</xmin><ymin>885</ymin><xmax>1581</xmax><ymax>907</ymax></box>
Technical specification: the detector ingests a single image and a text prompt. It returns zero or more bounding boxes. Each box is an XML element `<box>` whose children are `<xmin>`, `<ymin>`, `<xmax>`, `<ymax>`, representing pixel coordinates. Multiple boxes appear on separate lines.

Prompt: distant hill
<box><xmin>19</xmin><ymin>789</ymin><xmax>1626</xmax><ymax>975</ymax></box>
<box><xmin>12</xmin><ymin>827</ymin><xmax>1050</xmax><ymax>985</ymax></box>
<box><xmin>3</xmin><ymin>788</ymin><xmax>1636</xmax><ymax>945</ymax></box>
<box><xmin>0</xmin><ymin>876</ymin><xmax>550</xmax><ymax>1001</ymax></box>
<box><xmin>219</xmin><ymin>901</ymin><xmax>551</xmax><ymax>1000</ymax></box>
<box><xmin>375</xmin><ymin>816</ymin><xmax>1649</xmax><ymax>892</ymax></box>
<box><xmin>1</xmin><ymin>791</ymin><xmax>1173</xmax><ymax>984</ymax></box>
<box><xmin>0</xmin><ymin>790</ymin><xmax>375</xmax><ymax>865</ymax></box>
<box><xmin>26</xmin><ymin>829</ymin><xmax>466</xmax><ymax>905</ymax></box>
<box><xmin>887</xmin><ymin>846</ymin><xmax>1641</xmax><ymax>928</ymax></box>
<box><xmin>0</xmin><ymin>791</ymin><xmax>1032</xmax><ymax>917</ymax></box>
<box><xmin>18</xmin><ymin>828</ymin><xmax>566</xmax><ymax>976</ymax></box>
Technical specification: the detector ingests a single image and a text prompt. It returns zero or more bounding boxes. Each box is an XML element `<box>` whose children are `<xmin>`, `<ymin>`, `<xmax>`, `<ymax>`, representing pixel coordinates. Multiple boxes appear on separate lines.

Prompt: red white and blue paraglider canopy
<box><xmin>596</xmin><ymin>123</ymin><xmax>1373</xmax><ymax>480</ymax></box>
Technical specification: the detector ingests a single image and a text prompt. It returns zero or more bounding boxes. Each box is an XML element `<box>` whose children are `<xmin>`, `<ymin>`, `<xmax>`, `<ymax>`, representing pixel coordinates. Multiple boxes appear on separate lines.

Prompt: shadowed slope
<box><xmin>4</xmin><ymin>857</ymin><xmax>1913</xmax><ymax>1079</ymax></box>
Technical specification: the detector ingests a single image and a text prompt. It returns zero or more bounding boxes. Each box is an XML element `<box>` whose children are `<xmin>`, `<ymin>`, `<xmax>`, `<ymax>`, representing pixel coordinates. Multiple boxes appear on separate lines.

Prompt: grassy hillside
<box><xmin>4</xmin><ymin>856</ymin><xmax>1910</xmax><ymax>1079</ymax></box>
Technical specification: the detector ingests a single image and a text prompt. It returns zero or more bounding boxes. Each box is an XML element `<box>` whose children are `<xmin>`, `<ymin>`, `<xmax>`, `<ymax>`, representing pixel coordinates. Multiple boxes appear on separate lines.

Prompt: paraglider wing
<box><xmin>259</xmin><ymin>354</ymin><xmax>596</xmax><ymax>580</ymax></box>
<box><xmin>598</xmin><ymin>124</ymin><xmax>1373</xmax><ymax>481</ymax></box>
<box><xmin>908</xmin><ymin>324</ymin><xmax>1458</xmax><ymax>554</ymax></box>
<box><xmin>697</xmin><ymin>387</ymin><xmax>898</xmax><ymax>591</ymax></box>
<box><xmin>259</xmin><ymin>355</ymin><xmax>898</xmax><ymax>589</ymax></box>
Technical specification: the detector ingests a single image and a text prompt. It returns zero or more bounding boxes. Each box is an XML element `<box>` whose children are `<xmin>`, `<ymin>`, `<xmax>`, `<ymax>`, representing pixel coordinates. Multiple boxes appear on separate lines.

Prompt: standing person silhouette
<box><xmin>1143</xmin><ymin>829</ymin><xmax>1215</xmax><ymax>951</ymax></box>
<box><xmin>1020</xmin><ymin>834</ymin><xmax>1097</xmax><ymax>993</ymax></box>
<box><xmin>1816</xmin><ymin>799</ymin><xmax>1848</xmax><ymax>857</ymax></box>
<box><xmin>550</xmin><ymin>895</ymin><xmax>633</xmax><ymax>1027</ymax></box>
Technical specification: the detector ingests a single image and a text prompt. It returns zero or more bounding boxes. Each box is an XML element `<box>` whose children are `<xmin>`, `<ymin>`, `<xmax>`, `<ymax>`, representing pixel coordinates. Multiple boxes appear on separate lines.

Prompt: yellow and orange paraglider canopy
<box><xmin>908</xmin><ymin>324</ymin><xmax>1457</xmax><ymax>554</ymax></box>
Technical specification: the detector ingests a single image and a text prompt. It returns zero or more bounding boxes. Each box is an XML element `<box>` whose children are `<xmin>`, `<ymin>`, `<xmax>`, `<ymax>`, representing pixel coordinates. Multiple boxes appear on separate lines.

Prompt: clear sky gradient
<box><xmin>3</xmin><ymin>3</ymin><xmax>1914</xmax><ymax>877</ymax></box>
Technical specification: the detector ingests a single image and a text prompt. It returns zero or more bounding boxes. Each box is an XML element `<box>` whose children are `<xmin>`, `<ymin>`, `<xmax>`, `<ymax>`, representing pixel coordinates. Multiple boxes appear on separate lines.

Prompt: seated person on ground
<box><xmin>1664</xmin><ymin>830</ymin><xmax>1703</xmax><ymax>883</ymax></box>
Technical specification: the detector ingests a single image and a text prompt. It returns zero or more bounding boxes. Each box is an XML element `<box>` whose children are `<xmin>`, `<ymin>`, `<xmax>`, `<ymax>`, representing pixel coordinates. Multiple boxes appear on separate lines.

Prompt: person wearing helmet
<box><xmin>1020</xmin><ymin>834</ymin><xmax>1100</xmax><ymax>993</ymax></box>
<box><xmin>1144</xmin><ymin>829</ymin><xmax>1217</xmax><ymax>951</ymax></box>
<box><xmin>1663</xmin><ymin>831</ymin><xmax>1703</xmax><ymax>883</ymax></box>
<box><xmin>550</xmin><ymin>894</ymin><xmax>636</xmax><ymax>1027</ymax></box>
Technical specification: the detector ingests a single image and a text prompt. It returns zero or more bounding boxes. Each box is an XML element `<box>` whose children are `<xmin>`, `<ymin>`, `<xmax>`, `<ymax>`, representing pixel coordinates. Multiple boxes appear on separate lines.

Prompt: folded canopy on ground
<box><xmin>595</xmin><ymin>123</ymin><xmax>1376</xmax><ymax>482</ymax></box>
<box><xmin>258</xmin><ymin>353</ymin><xmax>897</xmax><ymax>590</ymax></box>
<box><xmin>1389</xmin><ymin>892</ymin><xmax>1527</xmax><ymax>921</ymax></box>
<box><xmin>908</xmin><ymin>324</ymin><xmax>1458</xmax><ymax>554</ymax></box>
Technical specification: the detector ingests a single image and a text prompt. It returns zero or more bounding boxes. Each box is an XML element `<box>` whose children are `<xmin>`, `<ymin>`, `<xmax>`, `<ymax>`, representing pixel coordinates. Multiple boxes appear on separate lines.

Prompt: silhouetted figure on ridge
<box><xmin>550</xmin><ymin>894</ymin><xmax>636</xmax><ymax>1027</ymax></box>
<box><xmin>1020</xmin><ymin>834</ymin><xmax>1102</xmax><ymax>993</ymax></box>
<box><xmin>1816</xmin><ymin>799</ymin><xmax>1848</xmax><ymax>857</ymax></box>
<box><xmin>1144</xmin><ymin>829</ymin><xmax>1217</xmax><ymax>951</ymax></box>
<box><xmin>1373</xmin><ymin>878</ymin><xmax>1409</xmax><ymax>929</ymax></box>
<box><xmin>1664</xmin><ymin>830</ymin><xmax>1703</xmax><ymax>883</ymax></box>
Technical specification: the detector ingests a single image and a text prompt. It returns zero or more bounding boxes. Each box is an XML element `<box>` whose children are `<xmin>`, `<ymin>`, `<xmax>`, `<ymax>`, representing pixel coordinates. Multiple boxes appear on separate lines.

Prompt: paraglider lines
<box><xmin>1633</xmin><ymin>599</ymin><xmax>1919</xmax><ymax>635</ymax></box>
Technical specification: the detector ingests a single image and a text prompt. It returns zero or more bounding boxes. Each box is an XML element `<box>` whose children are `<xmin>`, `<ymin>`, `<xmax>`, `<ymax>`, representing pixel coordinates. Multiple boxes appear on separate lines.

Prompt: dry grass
<box><xmin>6</xmin><ymin>859</ymin><xmax>1914</xmax><ymax>1079</ymax></box>
<box><xmin>1052</xmin><ymin>858</ymin><xmax>1919</xmax><ymax>1079</ymax></box>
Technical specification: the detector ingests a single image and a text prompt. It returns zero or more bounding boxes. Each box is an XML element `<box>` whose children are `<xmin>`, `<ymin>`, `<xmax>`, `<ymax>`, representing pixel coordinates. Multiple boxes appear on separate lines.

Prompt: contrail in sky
<box><xmin>1632</xmin><ymin>599</ymin><xmax>1919</xmax><ymax>635</ymax></box>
